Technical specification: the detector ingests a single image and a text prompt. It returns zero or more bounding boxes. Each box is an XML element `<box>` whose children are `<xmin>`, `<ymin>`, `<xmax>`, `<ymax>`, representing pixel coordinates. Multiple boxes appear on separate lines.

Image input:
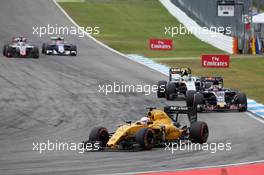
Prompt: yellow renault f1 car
<box><xmin>84</xmin><ymin>106</ymin><xmax>209</xmax><ymax>151</ymax></box>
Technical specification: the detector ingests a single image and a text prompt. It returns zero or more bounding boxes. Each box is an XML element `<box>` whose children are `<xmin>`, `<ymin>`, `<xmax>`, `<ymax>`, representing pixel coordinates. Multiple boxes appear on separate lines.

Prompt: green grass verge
<box><xmin>58</xmin><ymin>0</ymin><xmax>85</xmax><ymax>2</ymax></box>
<box><xmin>158</xmin><ymin>57</ymin><xmax>264</xmax><ymax>104</ymax></box>
<box><xmin>59</xmin><ymin>0</ymin><xmax>224</xmax><ymax>58</ymax></box>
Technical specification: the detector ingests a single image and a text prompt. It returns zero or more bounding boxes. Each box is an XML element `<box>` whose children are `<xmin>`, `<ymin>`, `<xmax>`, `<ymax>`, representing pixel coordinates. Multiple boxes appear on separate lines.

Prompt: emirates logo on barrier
<box><xmin>149</xmin><ymin>39</ymin><xmax>173</xmax><ymax>50</ymax></box>
<box><xmin>202</xmin><ymin>55</ymin><xmax>230</xmax><ymax>68</ymax></box>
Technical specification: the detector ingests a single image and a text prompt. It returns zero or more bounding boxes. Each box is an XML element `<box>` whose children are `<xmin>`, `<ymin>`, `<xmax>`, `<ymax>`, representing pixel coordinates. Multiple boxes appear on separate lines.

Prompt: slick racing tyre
<box><xmin>157</xmin><ymin>81</ymin><xmax>167</xmax><ymax>98</ymax></box>
<box><xmin>89</xmin><ymin>126</ymin><xmax>109</xmax><ymax>147</ymax></box>
<box><xmin>190</xmin><ymin>121</ymin><xmax>209</xmax><ymax>144</ymax></box>
<box><xmin>188</xmin><ymin>107</ymin><xmax>198</xmax><ymax>124</ymax></box>
<box><xmin>5</xmin><ymin>46</ymin><xmax>13</xmax><ymax>57</ymax></box>
<box><xmin>193</xmin><ymin>93</ymin><xmax>204</xmax><ymax>112</ymax></box>
<box><xmin>186</xmin><ymin>90</ymin><xmax>196</xmax><ymax>107</ymax></box>
<box><xmin>71</xmin><ymin>45</ymin><xmax>77</xmax><ymax>56</ymax></box>
<box><xmin>32</xmin><ymin>47</ymin><xmax>39</xmax><ymax>59</ymax></box>
<box><xmin>136</xmin><ymin>128</ymin><xmax>155</xmax><ymax>150</ymax></box>
<box><xmin>42</xmin><ymin>43</ymin><xmax>47</xmax><ymax>54</ymax></box>
<box><xmin>166</xmin><ymin>82</ymin><xmax>176</xmax><ymax>100</ymax></box>
<box><xmin>3</xmin><ymin>44</ymin><xmax>7</xmax><ymax>56</ymax></box>
<box><xmin>237</xmin><ymin>92</ymin><xmax>247</xmax><ymax>112</ymax></box>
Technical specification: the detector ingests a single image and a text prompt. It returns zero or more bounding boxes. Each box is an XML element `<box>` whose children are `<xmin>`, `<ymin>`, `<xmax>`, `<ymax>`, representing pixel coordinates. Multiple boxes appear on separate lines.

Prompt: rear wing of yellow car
<box><xmin>164</xmin><ymin>106</ymin><xmax>197</xmax><ymax>124</ymax></box>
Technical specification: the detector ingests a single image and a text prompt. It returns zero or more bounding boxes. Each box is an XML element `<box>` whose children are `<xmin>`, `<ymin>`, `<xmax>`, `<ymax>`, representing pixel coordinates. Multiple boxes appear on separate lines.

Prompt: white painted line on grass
<box><xmin>53</xmin><ymin>0</ymin><xmax>160</xmax><ymax>73</ymax></box>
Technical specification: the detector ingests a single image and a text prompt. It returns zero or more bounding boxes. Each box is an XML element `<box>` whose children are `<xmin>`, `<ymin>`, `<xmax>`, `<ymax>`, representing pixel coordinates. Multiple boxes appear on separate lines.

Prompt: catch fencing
<box><xmin>170</xmin><ymin>0</ymin><xmax>254</xmax><ymax>53</ymax></box>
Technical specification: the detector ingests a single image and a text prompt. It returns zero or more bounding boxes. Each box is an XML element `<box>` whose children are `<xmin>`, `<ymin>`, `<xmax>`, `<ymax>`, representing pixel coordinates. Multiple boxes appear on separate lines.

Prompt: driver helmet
<box><xmin>56</xmin><ymin>37</ymin><xmax>63</xmax><ymax>44</ymax></box>
<box><xmin>55</xmin><ymin>36</ymin><xmax>62</xmax><ymax>41</ymax></box>
<box><xmin>140</xmin><ymin>117</ymin><xmax>150</xmax><ymax>125</ymax></box>
<box><xmin>182</xmin><ymin>69</ymin><xmax>188</xmax><ymax>76</ymax></box>
<box><xmin>17</xmin><ymin>39</ymin><xmax>24</xmax><ymax>45</ymax></box>
<box><xmin>212</xmin><ymin>81</ymin><xmax>220</xmax><ymax>91</ymax></box>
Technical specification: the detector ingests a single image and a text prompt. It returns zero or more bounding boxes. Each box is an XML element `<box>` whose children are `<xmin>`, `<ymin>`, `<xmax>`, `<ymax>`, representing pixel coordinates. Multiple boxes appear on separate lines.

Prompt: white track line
<box><xmin>53</xmin><ymin>0</ymin><xmax>156</xmax><ymax>73</ymax></box>
<box><xmin>53</xmin><ymin>0</ymin><xmax>123</xmax><ymax>56</ymax></box>
<box><xmin>246</xmin><ymin>112</ymin><xmax>264</xmax><ymax>124</ymax></box>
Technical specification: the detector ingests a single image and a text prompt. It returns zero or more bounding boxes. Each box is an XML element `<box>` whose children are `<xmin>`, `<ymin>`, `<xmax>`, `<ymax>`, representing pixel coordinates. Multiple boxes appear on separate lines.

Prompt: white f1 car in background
<box><xmin>42</xmin><ymin>36</ymin><xmax>77</xmax><ymax>56</ymax></box>
<box><xmin>157</xmin><ymin>67</ymin><xmax>201</xmax><ymax>100</ymax></box>
<box><xmin>3</xmin><ymin>37</ymin><xmax>39</xmax><ymax>59</ymax></box>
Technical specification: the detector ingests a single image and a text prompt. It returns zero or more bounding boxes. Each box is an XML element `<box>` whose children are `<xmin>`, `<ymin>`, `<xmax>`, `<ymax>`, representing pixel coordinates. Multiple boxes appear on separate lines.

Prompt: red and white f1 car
<box><xmin>3</xmin><ymin>37</ymin><xmax>39</xmax><ymax>59</ymax></box>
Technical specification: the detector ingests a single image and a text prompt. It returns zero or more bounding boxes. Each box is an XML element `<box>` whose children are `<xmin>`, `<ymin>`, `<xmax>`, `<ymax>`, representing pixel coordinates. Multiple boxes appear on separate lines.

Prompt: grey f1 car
<box><xmin>187</xmin><ymin>77</ymin><xmax>247</xmax><ymax>112</ymax></box>
<box><xmin>3</xmin><ymin>37</ymin><xmax>39</xmax><ymax>59</ymax></box>
<box><xmin>42</xmin><ymin>36</ymin><xmax>77</xmax><ymax>56</ymax></box>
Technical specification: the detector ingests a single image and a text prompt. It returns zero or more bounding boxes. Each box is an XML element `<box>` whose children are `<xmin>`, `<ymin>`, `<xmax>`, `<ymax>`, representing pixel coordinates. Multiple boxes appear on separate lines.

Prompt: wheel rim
<box><xmin>144</xmin><ymin>130</ymin><xmax>154</xmax><ymax>148</ymax></box>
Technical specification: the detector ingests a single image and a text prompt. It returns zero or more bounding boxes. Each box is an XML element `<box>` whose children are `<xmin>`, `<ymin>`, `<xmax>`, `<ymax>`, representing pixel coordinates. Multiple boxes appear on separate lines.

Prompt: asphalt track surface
<box><xmin>0</xmin><ymin>0</ymin><xmax>263</xmax><ymax>174</ymax></box>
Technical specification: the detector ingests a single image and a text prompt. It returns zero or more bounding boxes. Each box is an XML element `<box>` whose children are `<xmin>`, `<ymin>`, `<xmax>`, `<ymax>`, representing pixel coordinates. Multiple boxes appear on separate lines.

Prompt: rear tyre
<box><xmin>193</xmin><ymin>93</ymin><xmax>204</xmax><ymax>112</ymax></box>
<box><xmin>190</xmin><ymin>121</ymin><xmax>209</xmax><ymax>144</ymax></box>
<box><xmin>186</xmin><ymin>90</ymin><xmax>196</xmax><ymax>107</ymax></box>
<box><xmin>157</xmin><ymin>81</ymin><xmax>167</xmax><ymax>98</ymax></box>
<box><xmin>237</xmin><ymin>92</ymin><xmax>247</xmax><ymax>112</ymax></box>
<box><xmin>46</xmin><ymin>45</ymin><xmax>52</xmax><ymax>55</ymax></box>
<box><xmin>42</xmin><ymin>43</ymin><xmax>47</xmax><ymax>54</ymax></box>
<box><xmin>89</xmin><ymin>126</ymin><xmax>109</xmax><ymax>147</ymax></box>
<box><xmin>166</xmin><ymin>82</ymin><xmax>176</xmax><ymax>100</ymax></box>
<box><xmin>188</xmin><ymin>107</ymin><xmax>198</xmax><ymax>123</ymax></box>
<box><xmin>136</xmin><ymin>128</ymin><xmax>155</xmax><ymax>150</ymax></box>
<box><xmin>32</xmin><ymin>47</ymin><xmax>39</xmax><ymax>59</ymax></box>
<box><xmin>6</xmin><ymin>46</ymin><xmax>13</xmax><ymax>57</ymax></box>
<box><xmin>71</xmin><ymin>45</ymin><xmax>77</xmax><ymax>56</ymax></box>
<box><xmin>3</xmin><ymin>44</ymin><xmax>7</xmax><ymax>56</ymax></box>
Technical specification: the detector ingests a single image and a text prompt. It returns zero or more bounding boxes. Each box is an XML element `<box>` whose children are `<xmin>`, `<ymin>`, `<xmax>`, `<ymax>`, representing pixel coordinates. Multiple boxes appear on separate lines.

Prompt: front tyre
<box><xmin>136</xmin><ymin>128</ymin><xmax>155</xmax><ymax>150</ymax></box>
<box><xmin>42</xmin><ymin>43</ymin><xmax>47</xmax><ymax>54</ymax></box>
<box><xmin>186</xmin><ymin>90</ymin><xmax>196</xmax><ymax>107</ymax></box>
<box><xmin>6</xmin><ymin>46</ymin><xmax>13</xmax><ymax>57</ymax></box>
<box><xmin>237</xmin><ymin>92</ymin><xmax>247</xmax><ymax>112</ymax></box>
<box><xmin>190</xmin><ymin>121</ymin><xmax>209</xmax><ymax>144</ymax></box>
<box><xmin>166</xmin><ymin>82</ymin><xmax>177</xmax><ymax>100</ymax></box>
<box><xmin>89</xmin><ymin>126</ymin><xmax>109</xmax><ymax>147</ymax></box>
<box><xmin>157</xmin><ymin>81</ymin><xmax>167</xmax><ymax>98</ymax></box>
<box><xmin>3</xmin><ymin>44</ymin><xmax>8</xmax><ymax>56</ymax></box>
<box><xmin>33</xmin><ymin>47</ymin><xmax>39</xmax><ymax>59</ymax></box>
<box><xmin>71</xmin><ymin>45</ymin><xmax>77</xmax><ymax>56</ymax></box>
<box><xmin>193</xmin><ymin>93</ymin><xmax>204</xmax><ymax>112</ymax></box>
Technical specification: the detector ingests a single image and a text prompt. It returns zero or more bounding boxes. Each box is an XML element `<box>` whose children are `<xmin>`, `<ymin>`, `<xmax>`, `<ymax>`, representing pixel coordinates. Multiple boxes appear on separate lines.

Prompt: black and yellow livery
<box><xmin>84</xmin><ymin>106</ymin><xmax>209</xmax><ymax>151</ymax></box>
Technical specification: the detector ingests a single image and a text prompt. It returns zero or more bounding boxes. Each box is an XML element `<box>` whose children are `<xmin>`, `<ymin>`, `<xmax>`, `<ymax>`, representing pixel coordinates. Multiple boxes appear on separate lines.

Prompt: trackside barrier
<box><xmin>159</xmin><ymin>0</ymin><xmax>234</xmax><ymax>54</ymax></box>
<box><xmin>233</xmin><ymin>37</ymin><xmax>238</xmax><ymax>54</ymax></box>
